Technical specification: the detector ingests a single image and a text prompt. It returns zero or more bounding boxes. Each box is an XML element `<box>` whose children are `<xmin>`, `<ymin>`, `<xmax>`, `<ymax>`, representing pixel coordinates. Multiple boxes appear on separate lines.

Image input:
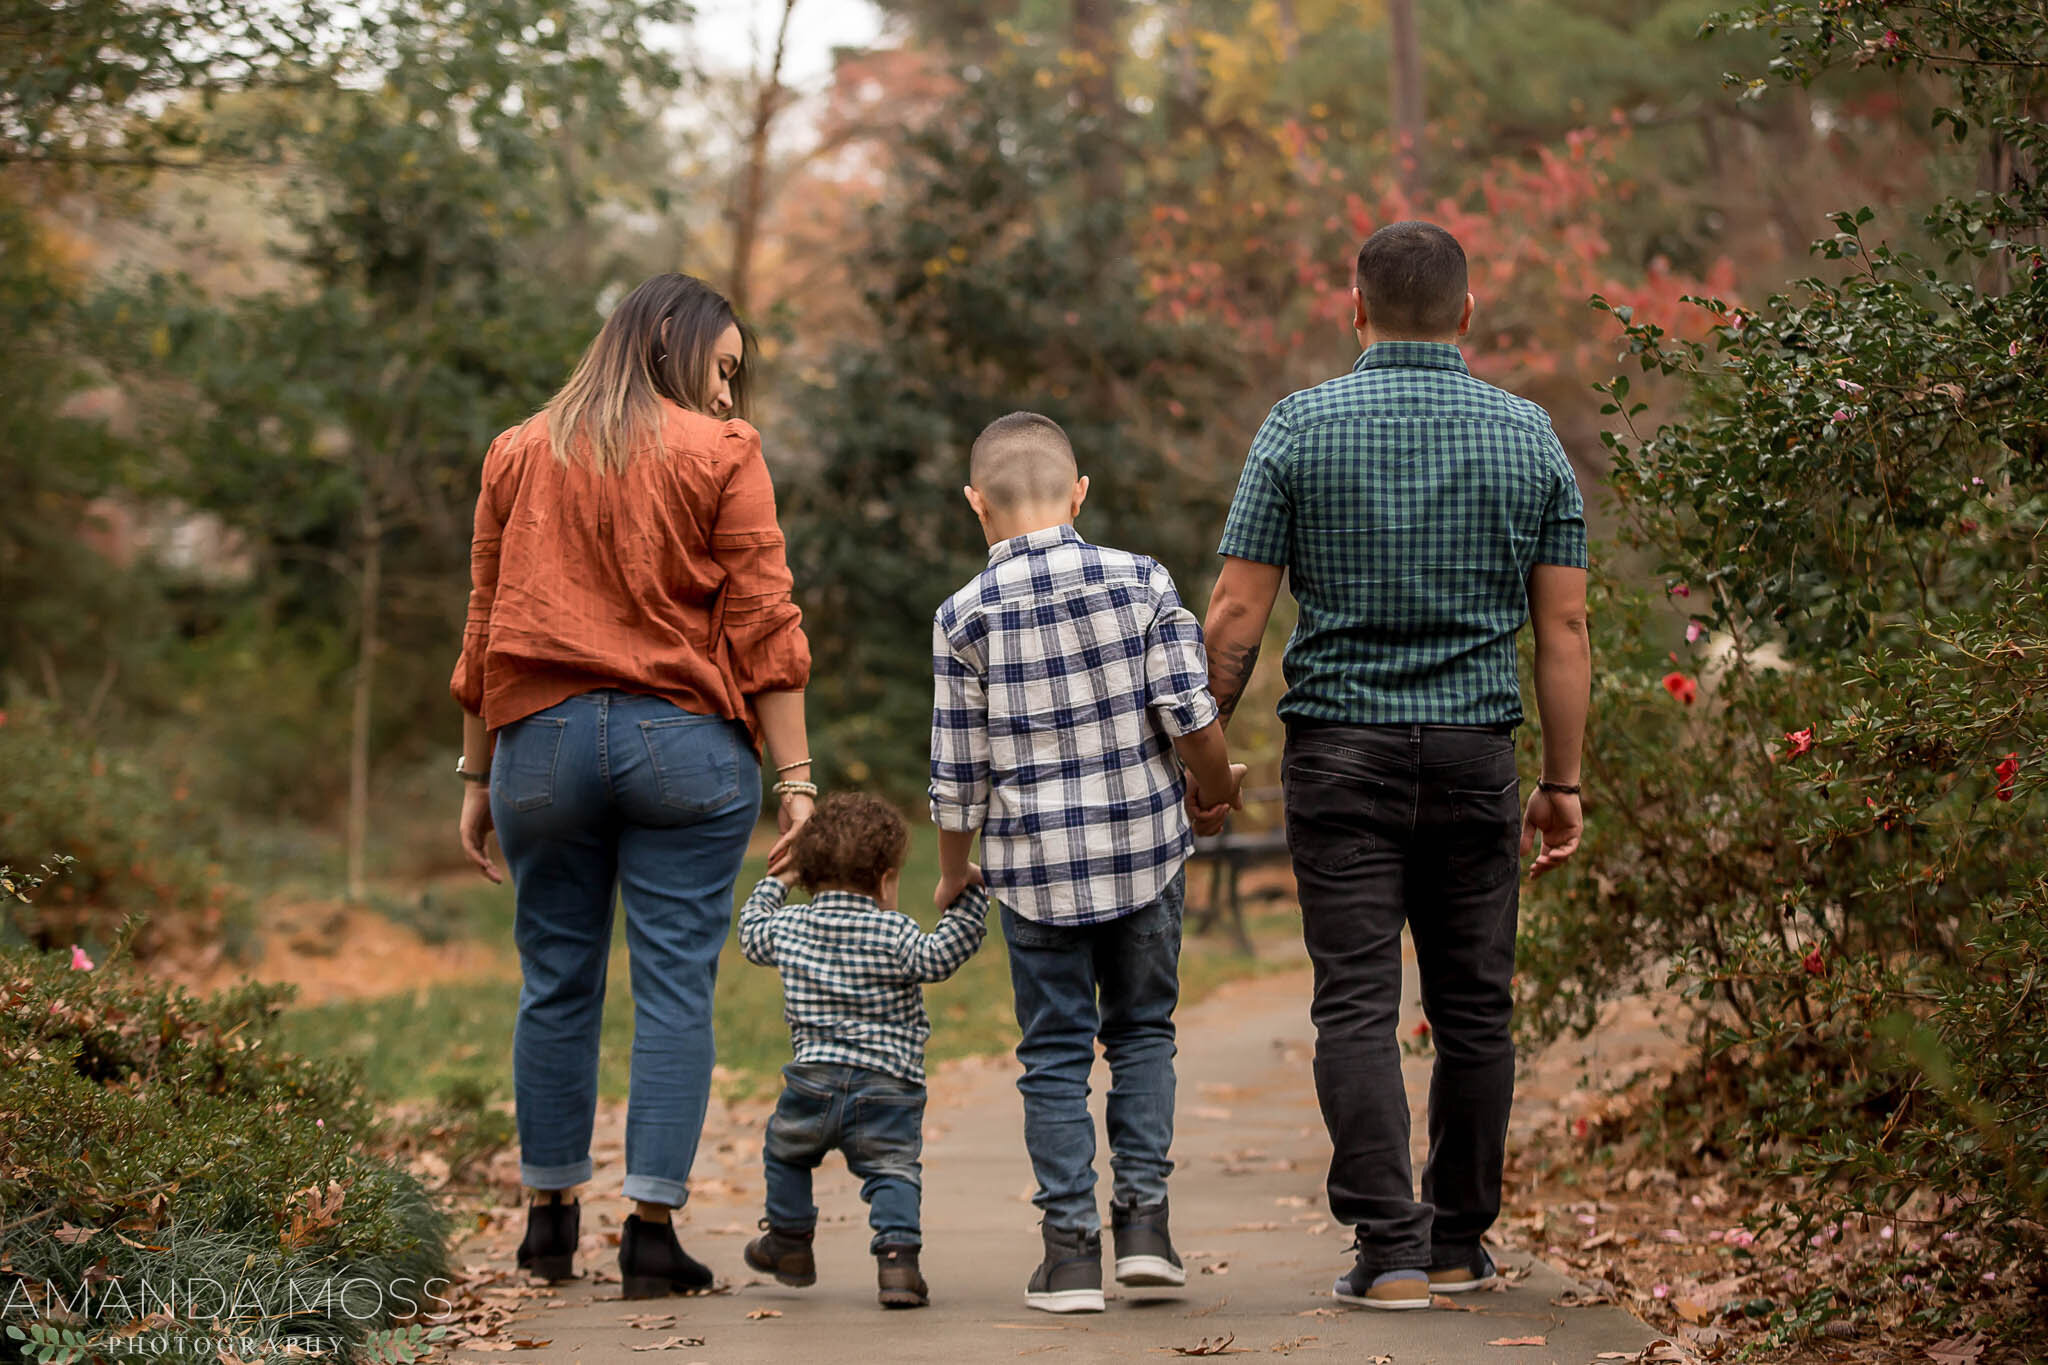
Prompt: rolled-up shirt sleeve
<box><xmin>1143</xmin><ymin>564</ymin><xmax>1219</xmax><ymax>737</ymax></box>
<box><xmin>713</xmin><ymin>421</ymin><xmax>811</xmax><ymax>696</ymax></box>
<box><xmin>449</xmin><ymin>431</ymin><xmax>513</xmax><ymax>715</ymax></box>
<box><xmin>929</xmin><ymin>614</ymin><xmax>991</xmax><ymax>832</ymax></box>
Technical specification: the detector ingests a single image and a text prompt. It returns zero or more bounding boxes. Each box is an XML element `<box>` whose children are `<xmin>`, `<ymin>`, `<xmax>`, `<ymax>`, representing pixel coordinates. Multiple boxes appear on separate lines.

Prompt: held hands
<box><xmin>934</xmin><ymin>862</ymin><xmax>984</xmax><ymax>911</ymax></box>
<box><xmin>459</xmin><ymin>785</ymin><xmax>503</xmax><ymax>884</ymax></box>
<box><xmin>1520</xmin><ymin>787</ymin><xmax>1583</xmax><ymax>879</ymax></box>
<box><xmin>767</xmin><ymin>791</ymin><xmax>815</xmax><ymax>879</ymax></box>
<box><xmin>1185</xmin><ymin>762</ymin><xmax>1249</xmax><ymax>838</ymax></box>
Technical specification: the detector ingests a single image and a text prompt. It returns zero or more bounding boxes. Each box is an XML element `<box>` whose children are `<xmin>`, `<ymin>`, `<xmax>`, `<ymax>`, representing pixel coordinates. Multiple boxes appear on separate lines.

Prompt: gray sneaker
<box><xmin>1025</xmin><ymin>1223</ymin><xmax>1105</xmax><ymax>1313</ymax></box>
<box><xmin>1111</xmin><ymin>1199</ymin><xmax>1186</xmax><ymax>1288</ymax></box>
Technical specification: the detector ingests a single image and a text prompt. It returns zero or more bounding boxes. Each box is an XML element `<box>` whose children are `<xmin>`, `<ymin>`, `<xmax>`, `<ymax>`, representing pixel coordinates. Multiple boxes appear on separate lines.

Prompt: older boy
<box><xmin>929</xmin><ymin>412</ymin><xmax>1244</xmax><ymax>1314</ymax></box>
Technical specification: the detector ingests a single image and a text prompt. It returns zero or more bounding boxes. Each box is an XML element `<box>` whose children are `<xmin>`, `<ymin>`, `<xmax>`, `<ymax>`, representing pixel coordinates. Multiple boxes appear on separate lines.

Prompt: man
<box><xmin>1201</xmin><ymin>221</ymin><xmax>1591</xmax><ymax>1311</ymax></box>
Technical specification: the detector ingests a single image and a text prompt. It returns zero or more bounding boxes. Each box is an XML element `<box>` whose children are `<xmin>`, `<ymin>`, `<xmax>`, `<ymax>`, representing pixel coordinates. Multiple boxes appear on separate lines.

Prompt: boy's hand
<box><xmin>934</xmin><ymin>862</ymin><xmax>984</xmax><ymax>910</ymax></box>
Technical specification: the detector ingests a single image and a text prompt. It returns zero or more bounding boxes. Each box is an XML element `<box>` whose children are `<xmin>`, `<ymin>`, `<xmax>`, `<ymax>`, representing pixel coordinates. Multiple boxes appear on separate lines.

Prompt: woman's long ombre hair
<box><xmin>544</xmin><ymin>274</ymin><xmax>751</xmax><ymax>473</ymax></box>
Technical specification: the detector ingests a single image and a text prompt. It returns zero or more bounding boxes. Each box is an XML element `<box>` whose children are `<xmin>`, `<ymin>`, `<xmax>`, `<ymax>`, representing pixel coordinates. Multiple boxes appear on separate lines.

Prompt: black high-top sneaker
<box><xmin>618</xmin><ymin>1213</ymin><xmax>716</xmax><ymax>1299</ymax></box>
<box><xmin>1110</xmin><ymin>1198</ymin><xmax>1186</xmax><ymax>1288</ymax></box>
<box><xmin>874</xmin><ymin>1245</ymin><xmax>929</xmax><ymax>1309</ymax></box>
<box><xmin>515</xmin><ymin>1195</ymin><xmax>579</xmax><ymax>1283</ymax></box>
<box><xmin>1024</xmin><ymin>1223</ymin><xmax>1105</xmax><ymax>1314</ymax></box>
<box><xmin>742</xmin><ymin>1219</ymin><xmax>817</xmax><ymax>1287</ymax></box>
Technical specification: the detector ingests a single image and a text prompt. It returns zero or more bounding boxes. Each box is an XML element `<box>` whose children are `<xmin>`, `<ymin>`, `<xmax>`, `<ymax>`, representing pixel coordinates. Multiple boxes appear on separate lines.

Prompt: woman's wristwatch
<box><xmin>457</xmin><ymin>755</ymin><xmax>489</xmax><ymax>784</ymax></box>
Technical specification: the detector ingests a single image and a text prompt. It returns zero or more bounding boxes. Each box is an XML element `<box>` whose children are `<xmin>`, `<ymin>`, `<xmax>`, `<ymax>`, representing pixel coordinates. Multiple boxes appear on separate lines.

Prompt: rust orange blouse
<box><xmin>450</xmin><ymin>404</ymin><xmax>811</xmax><ymax>744</ymax></box>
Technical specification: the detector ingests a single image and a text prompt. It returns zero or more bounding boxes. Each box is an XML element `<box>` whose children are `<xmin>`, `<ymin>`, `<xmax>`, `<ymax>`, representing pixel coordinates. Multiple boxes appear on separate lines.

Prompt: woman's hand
<box><xmin>460</xmin><ymin>785</ymin><xmax>503</xmax><ymax>883</ymax></box>
<box><xmin>767</xmin><ymin>792</ymin><xmax>814</xmax><ymax>878</ymax></box>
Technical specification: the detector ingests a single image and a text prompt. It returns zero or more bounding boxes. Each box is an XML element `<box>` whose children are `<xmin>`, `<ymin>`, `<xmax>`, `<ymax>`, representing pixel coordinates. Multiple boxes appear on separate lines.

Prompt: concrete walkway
<box><xmin>464</xmin><ymin>968</ymin><xmax>1661</xmax><ymax>1364</ymax></box>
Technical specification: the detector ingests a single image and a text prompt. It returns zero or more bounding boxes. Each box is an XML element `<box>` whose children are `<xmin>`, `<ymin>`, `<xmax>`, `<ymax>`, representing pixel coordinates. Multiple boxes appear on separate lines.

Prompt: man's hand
<box><xmin>459</xmin><ymin>785</ymin><xmax>503</xmax><ymax>884</ymax></box>
<box><xmin>1185</xmin><ymin>762</ymin><xmax>1247</xmax><ymax>838</ymax></box>
<box><xmin>1520</xmin><ymin>788</ymin><xmax>1583</xmax><ymax>878</ymax></box>
<box><xmin>934</xmin><ymin>862</ymin><xmax>984</xmax><ymax>910</ymax></box>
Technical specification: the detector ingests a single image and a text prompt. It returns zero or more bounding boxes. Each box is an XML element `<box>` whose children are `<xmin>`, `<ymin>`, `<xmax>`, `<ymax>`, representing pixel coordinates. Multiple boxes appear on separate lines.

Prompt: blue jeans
<box><xmin>492</xmin><ymin>690</ymin><xmax>760</xmax><ymax>1207</ymax></box>
<box><xmin>762</xmin><ymin>1062</ymin><xmax>926</xmax><ymax>1251</ymax></box>
<box><xmin>1001</xmin><ymin>873</ymin><xmax>1183</xmax><ymax>1235</ymax></box>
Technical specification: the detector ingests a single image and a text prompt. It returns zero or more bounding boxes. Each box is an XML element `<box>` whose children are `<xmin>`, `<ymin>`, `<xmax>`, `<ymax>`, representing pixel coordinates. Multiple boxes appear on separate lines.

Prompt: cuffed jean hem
<box><xmin>521</xmin><ymin>1158</ymin><xmax>593</xmax><ymax>1191</ymax></box>
<box><xmin>869</xmin><ymin>1231</ymin><xmax>922</xmax><ymax>1253</ymax></box>
<box><xmin>622</xmin><ymin>1174</ymin><xmax>690</xmax><ymax>1206</ymax></box>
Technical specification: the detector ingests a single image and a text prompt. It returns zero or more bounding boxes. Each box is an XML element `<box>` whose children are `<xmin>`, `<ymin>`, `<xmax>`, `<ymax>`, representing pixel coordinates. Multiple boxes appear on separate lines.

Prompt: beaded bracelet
<box><xmin>775</xmin><ymin>758</ymin><xmax>813</xmax><ymax>774</ymax></box>
<box><xmin>772</xmin><ymin>779</ymin><xmax>819</xmax><ymax>800</ymax></box>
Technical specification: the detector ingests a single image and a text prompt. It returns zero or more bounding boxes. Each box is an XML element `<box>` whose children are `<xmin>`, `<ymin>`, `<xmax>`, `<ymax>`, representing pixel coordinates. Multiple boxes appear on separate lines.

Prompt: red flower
<box><xmin>1996</xmin><ymin>753</ymin><xmax>2020</xmax><ymax>802</ymax></box>
<box><xmin>1784</xmin><ymin>727</ymin><xmax>1815</xmax><ymax>758</ymax></box>
<box><xmin>1661</xmin><ymin>672</ymin><xmax>1699</xmax><ymax>706</ymax></box>
<box><xmin>1803</xmin><ymin>947</ymin><xmax>1826</xmax><ymax>977</ymax></box>
<box><xmin>1572</xmin><ymin>1116</ymin><xmax>1590</xmax><ymax>1139</ymax></box>
<box><xmin>1881</xmin><ymin>29</ymin><xmax>1901</xmax><ymax>48</ymax></box>
<box><xmin>1669</xmin><ymin>583</ymin><xmax>1691</xmax><ymax>599</ymax></box>
<box><xmin>1412</xmin><ymin>1020</ymin><xmax>1431</xmax><ymax>1038</ymax></box>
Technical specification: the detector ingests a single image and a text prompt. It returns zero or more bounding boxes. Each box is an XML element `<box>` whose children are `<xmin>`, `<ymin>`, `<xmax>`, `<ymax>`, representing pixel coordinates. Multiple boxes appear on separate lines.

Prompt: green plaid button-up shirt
<box><xmin>1217</xmin><ymin>341</ymin><xmax>1588</xmax><ymax>728</ymax></box>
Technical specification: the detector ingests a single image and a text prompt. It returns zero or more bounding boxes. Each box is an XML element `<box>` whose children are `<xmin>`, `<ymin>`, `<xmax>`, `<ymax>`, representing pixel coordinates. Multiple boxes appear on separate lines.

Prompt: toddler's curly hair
<box><xmin>789</xmin><ymin>793</ymin><xmax>908</xmax><ymax>897</ymax></box>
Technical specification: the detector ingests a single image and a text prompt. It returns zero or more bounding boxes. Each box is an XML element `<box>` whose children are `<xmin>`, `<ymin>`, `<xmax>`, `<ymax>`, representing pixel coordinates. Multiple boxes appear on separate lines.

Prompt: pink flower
<box><xmin>1880</xmin><ymin>1225</ymin><xmax>1894</xmax><ymax>1240</ymax></box>
<box><xmin>1835</xmin><ymin>378</ymin><xmax>1865</xmax><ymax>394</ymax></box>
<box><xmin>1803</xmin><ymin>946</ymin><xmax>1826</xmax><ymax>977</ymax></box>
<box><xmin>1982</xmin><ymin>1271</ymin><xmax>1998</xmax><ymax>1283</ymax></box>
<box><xmin>1652</xmin><ymin>1284</ymin><xmax>1670</xmax><ymax>1299</ymax></box>
<box><xmin>2013</xmin><ymin>340</ymin><xmax>2024</xmax><ymax>358</ymax></box>
<box><xmin>1669</xmin><ymin>583</ymin><xmax>1691</xmax><ymax>598</ymax></box>
<box><xmin>316</xmin><ymin>1119</ymin><xmax>326</xmax><ymax>1129</ymax></box>
<box><xmin>1686</xmin><ymin>621</ymin><xmax>1704</xmax><ymax>644</ymax></box>
<box><xmin>1573</xmin><ymin>1118</ymin><xmax>1591</xmax><ymax>1140</ymax></box>
<box><xmin>1784</xmin><ymin>728</ymin><xmax>1815</xmax><ymax>759</ymax></box>
<box><xmin>69</xmin><ymin>945</ymin><xmax>94</xmax><ymax>972</ymax></box>
<box><xmin>1727</xmin><ymin>1229</ymin><xmax>1756</xmax><ymax>1248</ymax></box>
<box><xmin>1832</xmin><ymin>407</ymin><xmax>1854</xmax><ymax>423</ymax></box>
<box><xmin>1882</xmin><ymin>29</ymin><xmax>1901</xmax><ymax>48</ymax></box>
<box><xmin>1662</xmin><ymin>672</ymin><xmax>1699</xmax><ymax>706</ymax></box>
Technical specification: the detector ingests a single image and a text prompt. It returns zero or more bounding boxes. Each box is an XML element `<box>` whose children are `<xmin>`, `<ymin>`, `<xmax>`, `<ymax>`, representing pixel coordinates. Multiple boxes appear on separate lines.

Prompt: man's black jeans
<box><xmin>1281</xmin><ymin>721</ymin><xmax>1522</xmax><ymax>1273</ymax></box>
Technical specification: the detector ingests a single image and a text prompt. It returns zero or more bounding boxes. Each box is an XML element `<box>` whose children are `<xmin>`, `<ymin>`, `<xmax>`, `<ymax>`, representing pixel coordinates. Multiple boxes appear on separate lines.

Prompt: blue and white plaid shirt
<box><xmin>929</xmin><ymin>524</ymin><xmax>1219</xmax><ymax>926</ymax></box>
<box><xmin>737</xmin><ymin>876</ymin><xmax>990</xmax><ymax>1084</ymax></box>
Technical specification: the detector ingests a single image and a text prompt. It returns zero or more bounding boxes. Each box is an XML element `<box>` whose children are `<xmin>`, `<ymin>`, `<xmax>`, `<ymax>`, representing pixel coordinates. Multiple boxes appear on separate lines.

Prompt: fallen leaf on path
<box><xmin>744</xmin><ymin>1309</ymin><xmax>781</xmax><ymax>1320</ymax></box>
<box><xmin>993</xmin><ymin>1323</ymin><xmax>1066</xmax><ymax>1331</ymax></box>
<box><xmin>628</xmin><ymin>1336</ymin><xmax>706</xmax><ymax>1352</ymax></box>
<box><xmin>1294</xmin><ymin>1309</ymin><xmax>1338</xmax><ymax>1320</ymax></box>
<box><xmin>1199</xmin><ymin>1261</ymin><xmax>1231</xmax><ymax>1276</ymax></box>
<box><xmin>1551</xmin><ymin>1287</ymin><xmax>1616</xmax><ymax>1307</ymax></box>
<box><xmin>1431</xmin><ymin>1295</ymin><xmax>1478</xmax><ymax>1312</ymax></box>
<box><xmin>459</xmin><ymin>1344</ymin><xmax>517</xmax><ymax>1353</ymax></box>
<box><xmin>1302</xmin><ymin>1221</ymin><xmax>1330</xmax><ymax>1236</ymax></box>
<box><xmin>1228</xmin><ymin>1222</ymin><xmax>1281</xmax><ymax>1232</ymax></box>
<box><xmin>1927</xmin><ymin>1335</ymin><xmax>1989</xmax><ymax>1365</ymax></box>
<box><xmin>1369</xmin><ymin>1357</ymin><xmax>1391</xmax><ymax>1364</ymax></box>
<box><xmin>1164</xmin><ymin>1334</ymin><xmax>1245</xmax><ymax>1357</ymax></box>
<box><xmin>1188</xmin><ymin>1298</ymin><xmax>1229</xmax><ymax>1318</ymax></box>
<box><xmin>1673</xmin><ymin>1296</ymin><xmax>1714</xmax><ymax>1324</ymax></box>
<box><xmin>1268</xmin><ymin>1336</ymin><xmax>1318</xmax><ymax>1354</ymax></box>
<box><xmin>509</xmin><ymin>1340</ymin><xmax>552</xmax><ymax>1350</ymax></box>
<box><xmin>1190</xmin><ymin>1106</ymin><xmax>1233</xmax><ymax>1121</ymax></box>
<box><xmin>1274</xmin><ymin>1196</ymin><xmax>1311</xmax><ymax>1208</ymax></box>
<box><xmin>1484</xmin><ymin>1337</ymin><xmax>1546</xmax><ymax>1348</ymax></box>
<box><xmin>622</xmin><ymin>1314</ymin><xmax>675</xmax><ymax>1331</ymax></box>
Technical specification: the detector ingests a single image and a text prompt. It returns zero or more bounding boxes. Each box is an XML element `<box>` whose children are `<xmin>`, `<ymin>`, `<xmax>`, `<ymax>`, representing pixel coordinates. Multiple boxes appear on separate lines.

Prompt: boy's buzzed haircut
<box><xmin>1355</xmin><ymin>220</ymin><xmax>1468</xmax><ymax>338</ymax></box>
<box><xmin>970</xmin><ymin>412</ymin><xmax>1078</xmax><ymax>512</ymax></box>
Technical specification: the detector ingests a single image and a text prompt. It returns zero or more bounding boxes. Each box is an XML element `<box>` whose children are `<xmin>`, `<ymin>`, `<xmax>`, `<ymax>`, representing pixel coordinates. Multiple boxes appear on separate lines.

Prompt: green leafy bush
<box><xmin>1519</xmin><ymin>0</ymin><xmax>2048</xmax><ymax>1321</ymax></box>
<box><xmin>0</xmin><ymin>928</ymin><xmax>449</xmax><ymax>1363</ymax></box>
<box><xmin>0</xmin><ymin>703</ymin><xmax>247</xmax><ymax>957</ymax></box>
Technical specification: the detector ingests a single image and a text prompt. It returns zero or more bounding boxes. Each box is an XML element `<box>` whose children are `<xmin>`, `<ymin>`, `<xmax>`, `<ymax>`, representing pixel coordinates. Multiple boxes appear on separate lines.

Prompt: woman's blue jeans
<box><xmin>491</xmin><ymin>690</ymin><xmax>760</xmax><ymax>1207</ymax></box>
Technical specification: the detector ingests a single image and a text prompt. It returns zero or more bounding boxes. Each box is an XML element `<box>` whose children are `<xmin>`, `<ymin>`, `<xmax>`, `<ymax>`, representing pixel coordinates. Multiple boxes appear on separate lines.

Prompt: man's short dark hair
<box><xmin>1354</xmin><ymin>221</ymin><xmax>1469</xmax><ymax>338</ymax></box>
<box><xmin>970</xmin><ymin>411</ymin><xmax>1078</xmax><ymax>512</ymax></box>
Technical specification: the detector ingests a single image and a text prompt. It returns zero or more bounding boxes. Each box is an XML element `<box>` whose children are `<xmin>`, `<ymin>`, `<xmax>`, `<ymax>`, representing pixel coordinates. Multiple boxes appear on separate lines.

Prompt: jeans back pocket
<box><xmin>494</xmin><ymin>716</ymin><xmax>567</xmax><ymax>812</ymax></box>
<box><xmin>638</xmin><ymin>715</ymin><xmax>742</xmax><ymax>814</ymax></box>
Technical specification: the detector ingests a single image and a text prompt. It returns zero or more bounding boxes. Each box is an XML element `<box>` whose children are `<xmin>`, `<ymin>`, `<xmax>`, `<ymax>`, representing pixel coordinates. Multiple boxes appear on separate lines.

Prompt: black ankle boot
<box><xmin>515</xmin><ymin>1196</ymin><xmax>579</xmax><ymax>1283</ymax></box>
<box><xmin>619</xmin><ymin>1213</ymin><xmax>715</xmax><ymax>1299</ymax></box>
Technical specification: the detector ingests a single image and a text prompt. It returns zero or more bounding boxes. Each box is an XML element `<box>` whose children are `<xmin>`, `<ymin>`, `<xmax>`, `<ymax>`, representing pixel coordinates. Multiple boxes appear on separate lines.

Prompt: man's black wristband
<box><xmin>1537</xmin><ymin>780</ymin><xmax>1581</xmax><ymax>795</ymax></box>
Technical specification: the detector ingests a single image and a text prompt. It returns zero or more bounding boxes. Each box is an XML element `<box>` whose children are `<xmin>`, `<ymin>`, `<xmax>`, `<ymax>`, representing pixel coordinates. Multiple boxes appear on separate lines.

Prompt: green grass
<box><xmin>273</xmin><ymin>825</ymin><xmax>1294</xmax><ymax>1103</ymax></box>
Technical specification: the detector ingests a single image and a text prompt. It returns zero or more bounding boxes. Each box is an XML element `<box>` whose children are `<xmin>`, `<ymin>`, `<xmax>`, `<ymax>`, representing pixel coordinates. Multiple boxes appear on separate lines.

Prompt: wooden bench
<box><xmin>1188</xmin><ymin>785</ymin><xmax>1291</xmax><ymax>955</ymax></box>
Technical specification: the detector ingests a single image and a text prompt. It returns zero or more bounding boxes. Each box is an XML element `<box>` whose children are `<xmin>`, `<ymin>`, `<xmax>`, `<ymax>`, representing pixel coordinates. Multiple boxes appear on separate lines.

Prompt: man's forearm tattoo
<box><xmin>1212</xmin><ymin>642</ymin><xmax>1261</xmax><ymax>726</ymax></box>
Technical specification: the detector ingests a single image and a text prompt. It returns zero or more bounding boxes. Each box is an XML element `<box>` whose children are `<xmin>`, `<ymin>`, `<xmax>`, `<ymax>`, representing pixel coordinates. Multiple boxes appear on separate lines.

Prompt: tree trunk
<box><xmin>728</xmin><ymin>0</ymin><xmax>799</xmax><ymax>316</ymax></box>
<box><xmin>346</xmin><ymin>498</ymin><xmax>382</xmax><ymax>905</ymax></box>
<box><xmin>1387</xmin><ymin>0</ymin><xmax>1425</xmax><ymax>200</ymax></box>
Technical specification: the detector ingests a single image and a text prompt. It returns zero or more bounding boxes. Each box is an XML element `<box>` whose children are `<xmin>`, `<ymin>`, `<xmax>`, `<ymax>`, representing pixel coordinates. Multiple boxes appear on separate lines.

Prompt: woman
<box><xmin>450</xmin><ymin>274</ymin><xmax>815</xmax><ymax>1299</ymax></box>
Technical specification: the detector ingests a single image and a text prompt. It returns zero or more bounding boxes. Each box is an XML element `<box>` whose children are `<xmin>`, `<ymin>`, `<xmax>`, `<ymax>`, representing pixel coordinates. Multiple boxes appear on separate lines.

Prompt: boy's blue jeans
<box><xmin>762</xmin><ymin>1062</ymin><xmax>926</xmax><ymax>1251</ymax></box>
<box><xmin>1001</xmin><ymin>872</ymin><xmax>1184</xmax><ymax>1235</ymax></box>
<box><xmin>491</xmin><ymin>690</ymin><xmax>760</xmax><ymax>1207</ymax></box>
